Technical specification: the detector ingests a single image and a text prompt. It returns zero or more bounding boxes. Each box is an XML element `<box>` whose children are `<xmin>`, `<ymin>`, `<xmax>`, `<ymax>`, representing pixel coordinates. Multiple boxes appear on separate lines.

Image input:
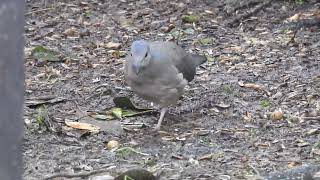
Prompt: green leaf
<box><xmin>199</xmin><ymin>38</ymin><xmax>213</xmax><ymax>45</ymax></box>
<box><xmin>115</xmin><ymin>147</ymin><xmax>149</xmax><ymax>157</ymax></box>
<box><xmin>89</xmin><ymin>114</ymin><xmax>114</xmax><ymax>120</ymax></box>
<box><xmin>31</xmin><ymin>46</ymin><xmax>61</xmax><ymax>62</ymax></box>
<box><xmin>84</xmin><ymin>10</ymin><xmax>93</xmax><ymax>18</ymax></box>
<box><xmin>36</xmin><ymin>106</ymin><xmax>47</xmax><ymax>125</ymax></box>
<box><xmin>90</xmin><ymin>97</ymin><xmax>154</xmax><ymax>121</ymax></box>
<box><xmin>260</xmin><ymin>100</ymin><xmax>270</xmax><ymax>108</ymax></box>
<box><xmin>182</xmin><ymin>15</ymin><xmax>199</xmax><ymax>23</ymax></box>
<box><xmin>112</xmin><ymin>108</ymin><xmax>123</xmax><ymax>119</ymax></box>
<box><xmin>223</xmin><ymin>85</ymin><xmax>233</xmax><ymax>94</ymax></box>
<box><xmin>113</xmin><ymin>96</ymin><xmax>139</xmax><ymax>110</ymax></box>
<box><xmin>184</xmin><ymin>28</ymin><xmax>195</xmax><ymax>35</ymax></box>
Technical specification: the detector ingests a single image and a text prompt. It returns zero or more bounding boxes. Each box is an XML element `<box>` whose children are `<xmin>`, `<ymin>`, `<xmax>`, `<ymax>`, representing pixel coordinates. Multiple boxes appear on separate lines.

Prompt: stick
<box><xmin>302</xmin><ymin>116</ymin><xmax>320</xmax><ymax>121</ymax></box>
<box><xmin>25</xmin><ymin>8</ymin><xmax>54</xmax><ymax>16</ymax></box>
<box><xmin>42</xmin><ymin>165</ymin><xmax>115</xmax><ymax>180</ymax></box>
<box><xmin>227</xmin><ymin>0</ymin><xmax>273</xmax><ymax>27</ymax></box>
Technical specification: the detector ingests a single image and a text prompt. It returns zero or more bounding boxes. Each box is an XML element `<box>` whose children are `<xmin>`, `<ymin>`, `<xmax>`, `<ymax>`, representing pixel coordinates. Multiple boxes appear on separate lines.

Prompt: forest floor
<box><xmin>23</xmin><ymin>0</ymin><xmax>320</xmax><ymax>179</ymax></box>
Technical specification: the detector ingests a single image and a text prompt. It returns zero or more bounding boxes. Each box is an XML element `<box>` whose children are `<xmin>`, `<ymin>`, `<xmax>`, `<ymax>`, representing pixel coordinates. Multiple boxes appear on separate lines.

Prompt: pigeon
<box><xmin>124</xmin><ymin>40</ymin><xmax>206</xmax><ymax>130</ymax></box>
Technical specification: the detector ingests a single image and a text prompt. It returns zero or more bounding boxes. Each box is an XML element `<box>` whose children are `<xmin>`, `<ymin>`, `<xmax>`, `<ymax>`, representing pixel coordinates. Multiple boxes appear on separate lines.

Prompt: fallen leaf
<box><xmin>311</xmin><ymin>148</ymin><xmax>320</xmax><ymax>156</ymax></box>
<box><xmin>115</xmin><ymin>147</ymin><xmax>149</xmax><ymax>156</ymax></box>
<box><xmin>63</xmin><ymin>27</ymin><xmax>79</xmax><ymax>37</ymax></box>
<box><xmin>182</xmin><ymin>15</ymin><xmax>199</xmax><ymax>23</ymax></box>
<box><xmin>184</xmin><ymin>28</ymin><xmax>195</xmax><ymax>35</ymax></box>
<box><xmin>65</xmin><ymin>121</ymin><xmax>100</xmax><ymax>133</ymax></box>
<box><xmin>115</xmin><ymin>169</ymin><xmax>156</xmax><ymax>180</ymax></box>
<box><xmin>111</xmin><ymin>108</ymin><xmax>123</xmax><ymax>119</ymax></box>
<box><xmin>106</xmin><ymin>140</ymin><xmax>120</xmax><ymax>150</ymax></box>
<box><xmin>270</xmin><ymin>110</ymin><xmax>284</xmax><ymax>121</ymax></box>
<box><xmin>238</xmin><ymin>81</ymin><xmax>264</xmax><ymax>91</ymax></box>
<box><xmin>161</xmin><ymin>136</ymin><xmax>175</xmax><ymax>141</ymax></box>
<box><xmin>171</xmin><ymin>154</ymin><xmax>184</xmax><ymax>160</ymax></box>
<box><xmin>306</xmin><ymin>129</ymin><xmax>319</xmax><ymax>136</ymax></box>
<box><xmin>287</xmin><ymin>161</ymin><xmax>300</xmax><ymax>168</ymax></box>
<box><xmin>198</xmin><ymin>153</ymin><xmax>214</xmax><ymax>161</ymax></box>
<box><xmin>25</xmin><ymin>96</ymin><xmax>66</xmax><ymax>108</ymax></box>
<box><xmin>296</xmin><ymin>140</ymin><xmax>310</xmax><ymax>147</ymax></box>
<box><xmin>204</xmin><ymin>10</ymin><xmax>214</xmax><ymax>15</ymax></box>
<box><xmin>89</xmin><ymin>97</ymin><xmax>154</xmax><ymax>121</ymax></box>
<box><xmin>105</xmin><ymin>42</ymin><xmax>121</xmax><ymax>49</ymax></box>
<box><xmin>110</xmin><ymin>50</ymin><xmax>126</xmax><ymax>59</ymax></box>
<box><xmin>31</xmin><ymin>46</ymin><xmax>61</xmax><ymax>62</ymax></box>
<box><xmin>88</xmin><ymin>113</ymin><xmax>114</xmax><ymax>120</ymax></box>
<box><xmin>199</xmin><ymin>38</ymin><xmax>214</xmax><ymax>45</ymax></box>
<box><xmin>287</xmin><ymin>13</ymin><xmax>301</xmax><ymax>22</ymax></box>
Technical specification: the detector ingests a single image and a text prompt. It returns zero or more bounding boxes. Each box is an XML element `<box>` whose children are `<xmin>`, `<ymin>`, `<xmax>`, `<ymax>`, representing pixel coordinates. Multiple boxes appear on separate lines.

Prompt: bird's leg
<box><xmin>154</xmin><ymin>107</ymin><xmax>167</xmax><ymax>130</ymax></box>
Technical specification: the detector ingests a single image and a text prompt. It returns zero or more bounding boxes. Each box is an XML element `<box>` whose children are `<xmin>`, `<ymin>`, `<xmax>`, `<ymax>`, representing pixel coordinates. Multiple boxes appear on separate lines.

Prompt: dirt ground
<box><xmin>23</xmin><ymin>0</ymin><xmax>320</xmax><ymax>179</ymax></box>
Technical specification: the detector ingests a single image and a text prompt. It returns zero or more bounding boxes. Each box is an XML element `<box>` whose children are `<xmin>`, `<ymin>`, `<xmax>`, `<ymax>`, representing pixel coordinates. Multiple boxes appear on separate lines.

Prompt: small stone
<box><xmin>270</xmin><ymin>110</ymin><xmax>284</xmax><ymax>121</ymax></box>
<box><xmin>105</xmin><ymin>42</ymin><xmax>121</xmax><ymax>50</ymax></box>
<box><xmin>107</xmin><ymin>140</ymin><xmax>120</xmax><ymax>150</ymax></box>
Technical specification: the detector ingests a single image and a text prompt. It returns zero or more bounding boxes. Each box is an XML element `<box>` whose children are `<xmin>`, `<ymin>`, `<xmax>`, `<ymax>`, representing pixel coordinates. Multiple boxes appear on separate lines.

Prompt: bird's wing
<box><xmin>150</xmin><ymin>41</ymin><xmax>207</xmax><ymax>82</ymax></box>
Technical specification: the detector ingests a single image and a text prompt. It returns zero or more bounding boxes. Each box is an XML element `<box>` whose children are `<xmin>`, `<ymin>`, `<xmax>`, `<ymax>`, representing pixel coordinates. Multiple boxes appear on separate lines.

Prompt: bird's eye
<box><xmin>144</xmin><ymin>53</ymin><xmax>148</xmax><ymax>58</ymax></box>
<box><xmin>130</xmin><ymin>53</ymin><xmax>133</xmax><ymax>56</ymax></box>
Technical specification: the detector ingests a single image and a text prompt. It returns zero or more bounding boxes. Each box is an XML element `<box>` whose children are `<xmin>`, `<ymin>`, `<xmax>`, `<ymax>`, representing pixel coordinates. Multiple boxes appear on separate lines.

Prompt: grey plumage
<box><xmin>125</xmin><ymin>40</ymin><xmax>206</xmax><ymax>130</ymax></box>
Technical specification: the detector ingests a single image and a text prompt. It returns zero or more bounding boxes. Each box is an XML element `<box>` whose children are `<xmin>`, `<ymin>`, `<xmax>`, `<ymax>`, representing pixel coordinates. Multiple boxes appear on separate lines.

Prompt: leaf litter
<box><xmin>23</xmin><ymin>0</ymin><xmax>320</xmax><ymax>179</ymax></box>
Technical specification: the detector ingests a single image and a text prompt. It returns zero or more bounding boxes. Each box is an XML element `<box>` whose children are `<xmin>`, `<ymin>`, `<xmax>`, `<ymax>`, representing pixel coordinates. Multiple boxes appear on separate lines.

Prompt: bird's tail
<box><xmin>191</xmin><ymin>54</ymin><xmax>207</xmax><ymax>67</ymax></box>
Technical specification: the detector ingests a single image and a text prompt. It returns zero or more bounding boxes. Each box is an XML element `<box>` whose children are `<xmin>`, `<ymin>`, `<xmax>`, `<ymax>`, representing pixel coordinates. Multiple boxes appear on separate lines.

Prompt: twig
<box><xmin>42</xmin><ymin>165</ymin><xmax>115</xmax><ymax>180</ymax></box>
<box><xmin>230</xmin><ymin>0</ymin><xmax>260</xmax><ymax>14</ymax></box>
<box><xmin>248</xmin><ymin>164</ymin><xmax>260</xmax><ymax>176</ymax></box>
<box><xmin>227</xmin><ymin>0</ymin><xmax>273</xmax><ymax>27</ymax></box>
<box><xmin>286</xmin><ymin>28</ymin><xmax>299</xmax><ymax>45</ymax></box>
<box><xmin>302</xmin><ymin>116</ymin><xmax>320</xmax><ymax>121</ymax></box>
<box><xmin>25</xmin><ymin>8</ymin><xmax>54</xmax><ymax>16</ymax></box>
<box><xmin>69</xmin><ymin>99</ymin><xmax>88</xmax><ymax>118</ymax></box>
<box><xmin>94</xmin><ymin>84</ymin><xmax>132</xmax><ymax>92</ymax></box>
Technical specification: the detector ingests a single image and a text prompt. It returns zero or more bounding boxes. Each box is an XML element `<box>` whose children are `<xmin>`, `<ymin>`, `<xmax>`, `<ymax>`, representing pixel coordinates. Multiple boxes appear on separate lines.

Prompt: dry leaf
<box><xmin>171</xmin><ymin>154</ymin><xmax>184</xmax><ymax>160</ymax></box>
<box><xmin>238</xmin><ymin>81</ymin><xmax>270</xmax><ymax>95</ymax></box>
<box><xmin>311</xmin><ymin>148</ymin><xmax>320</xmax><ymax>156</ymax></box>
<box><xmin>107</xmin><ymin>140</ymin><xmax>120</xmax><ymax>150</ymax></box>
<box><xmin>63</xmin><ymin>27</ymin><xmax>79</xmax><ymax>37</ymax></box>
<box><xmin>287</xmin><ymin>13</ymin><xmax>301</xmax><ymax>22</ymax></box>
<box><xmin>105</xmin><ymin>42</ymin><xmax>121</xmax><ymax>49</ymax></box>
<box><xmin>161</xmin><ymin>136</ymin><xmax>175</xmax><ymax>141</ymax></box>
<box><xmin>270</xmin><ymin>110</ymin><xmax>284</xmax><ymax>121</ymax></box>
<box><xmin>65</xmin><ymin>121</ymin><xmax>100</xmax><ymax>132</ymax></box>
<box><xmin>306</xmin><ymin>129</ymin><xmax>319</xmax><ymax>136</ymax></box>
<box><xmin>198</xmin><ymin>153</ymin><xmax>214</xmax><ymax>161</ymax></box>
<box><xmin>287</xmin><ymin>161</ymin><xmax>300</xmax><ymax>168</ymax></box>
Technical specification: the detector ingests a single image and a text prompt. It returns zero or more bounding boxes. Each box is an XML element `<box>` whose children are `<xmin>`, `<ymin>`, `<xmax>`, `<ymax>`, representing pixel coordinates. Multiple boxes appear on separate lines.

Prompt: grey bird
<box><xmin>124</xmin><ymin>40</ymin><xmax>206</xmax><ymax>130</ymax></box>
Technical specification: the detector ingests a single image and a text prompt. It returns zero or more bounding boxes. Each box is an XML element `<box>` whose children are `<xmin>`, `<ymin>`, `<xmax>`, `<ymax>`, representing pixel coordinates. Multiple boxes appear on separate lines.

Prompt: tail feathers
<box><xmin>190</xmin><ymin>54</ymin><xmax>207</xmax><ymax>67</ymax></box>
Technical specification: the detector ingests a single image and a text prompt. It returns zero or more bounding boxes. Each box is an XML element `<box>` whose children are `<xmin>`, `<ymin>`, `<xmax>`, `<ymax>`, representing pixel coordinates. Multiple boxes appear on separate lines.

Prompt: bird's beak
<box><xmin>132</xmin><ymin>63</ymin><xmax>141</xmax><ymax>75</ymax></box>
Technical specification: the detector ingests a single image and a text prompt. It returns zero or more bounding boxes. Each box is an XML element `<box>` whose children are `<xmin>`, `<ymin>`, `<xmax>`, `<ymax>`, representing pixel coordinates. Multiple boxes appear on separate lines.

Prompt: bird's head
<box><xmin>129</xmin><ymin>40</ymin><xmax>151</xmax><ymax>75</ymax></box>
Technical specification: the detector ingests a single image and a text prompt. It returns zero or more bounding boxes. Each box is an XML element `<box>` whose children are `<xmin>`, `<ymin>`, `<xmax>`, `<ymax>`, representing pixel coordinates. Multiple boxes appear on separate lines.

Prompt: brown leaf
<box><xmin>287</xmin><ymin>161</ymin><xmax>300</xmax><ymax>168</ymax></box>
<box><xmin>270</xmin><ymin>110</ymin><xmax>284</xmax><ymax>121</ymax></box>
<box><xmin>105</xmin><ymin>42</ymin><xmax>121</xmax><ymax>50</ymax></box>
<box><xmin>311</xmin><ymin>148</ymin><xmax>320</xmax><ymax>156</ymax></box>
<box><xmin>161</xmin><ymin>136</ymin><xmax>175</xmax><ymax>141</ymax></box>
<box><xmin>198</xmin><ymin>153</ymin><xmax>214</xmax><ymax>161</ymax></box>
<box><xmin>171</xmin><ymin>154</ymin><xmax>184</xmax><ymax>160</ymax></box>
<box><xmin>63</xmin><ymin>27</ymin><xmax>79</xmax><ymax>37</ymax></box>
<box><xmin>65</xmin><ymin>121</ymin><xmax>100</xmax><ymax>132</ymax></box>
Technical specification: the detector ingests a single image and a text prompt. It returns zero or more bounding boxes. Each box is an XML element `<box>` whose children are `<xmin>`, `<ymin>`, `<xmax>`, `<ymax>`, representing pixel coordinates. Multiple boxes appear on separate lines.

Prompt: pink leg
<box><xmin>154</xmin><ymin>107</ymin><xmax>167</xmax><ymax>130</ymax></box>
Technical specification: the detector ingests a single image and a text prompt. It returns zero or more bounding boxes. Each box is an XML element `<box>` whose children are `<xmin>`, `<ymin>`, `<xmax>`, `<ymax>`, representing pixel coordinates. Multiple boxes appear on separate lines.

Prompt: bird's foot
<box><xmin>153</xmin><ymin>125</ymin><xmax>161</xmax><ymax>131</ymax></box>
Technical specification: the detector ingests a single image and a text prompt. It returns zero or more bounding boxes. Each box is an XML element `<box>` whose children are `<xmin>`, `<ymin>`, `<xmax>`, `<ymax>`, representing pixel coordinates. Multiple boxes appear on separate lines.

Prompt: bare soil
<box><xmin>24</xmin><ymin>0</ymin><xmax>320</xmax><ymax>179</ymax></box>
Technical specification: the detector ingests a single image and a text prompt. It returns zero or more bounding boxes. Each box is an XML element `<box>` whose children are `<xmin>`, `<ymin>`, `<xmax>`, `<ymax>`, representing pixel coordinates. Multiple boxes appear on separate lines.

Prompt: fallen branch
<box><xmin>227</xmin><ymin>0</ymin><xmax>273</xmax><ymax>27</ymax></box>
<box><xmin>302</xmin><ymin>116</ymin><xmax>320</xmax><ymax>121</ymax></box>
<box><xmin>42</xmin><ymin>165</ymin><xmax>115</xmax><ymax>180</ymax></box>
<box><xmin>25</xmin><ymin>8</ymin><xmax>54</xmax><ymax>16</ymax></box>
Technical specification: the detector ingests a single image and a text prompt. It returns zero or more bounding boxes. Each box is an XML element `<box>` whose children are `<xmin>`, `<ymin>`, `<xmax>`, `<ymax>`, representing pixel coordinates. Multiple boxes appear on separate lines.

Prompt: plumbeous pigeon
<box><xmin>125</xmin><ymin>40</ymin><xmax>206</xmax><ymax>130</ymax></box>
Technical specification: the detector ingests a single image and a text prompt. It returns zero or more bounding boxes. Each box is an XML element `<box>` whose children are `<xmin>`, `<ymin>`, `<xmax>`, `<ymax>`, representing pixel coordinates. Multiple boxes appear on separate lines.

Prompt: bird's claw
<box><xmin>152</xmin><ymin>125</ymin><xmax>161</xmax><ymax>131</ymax></box>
